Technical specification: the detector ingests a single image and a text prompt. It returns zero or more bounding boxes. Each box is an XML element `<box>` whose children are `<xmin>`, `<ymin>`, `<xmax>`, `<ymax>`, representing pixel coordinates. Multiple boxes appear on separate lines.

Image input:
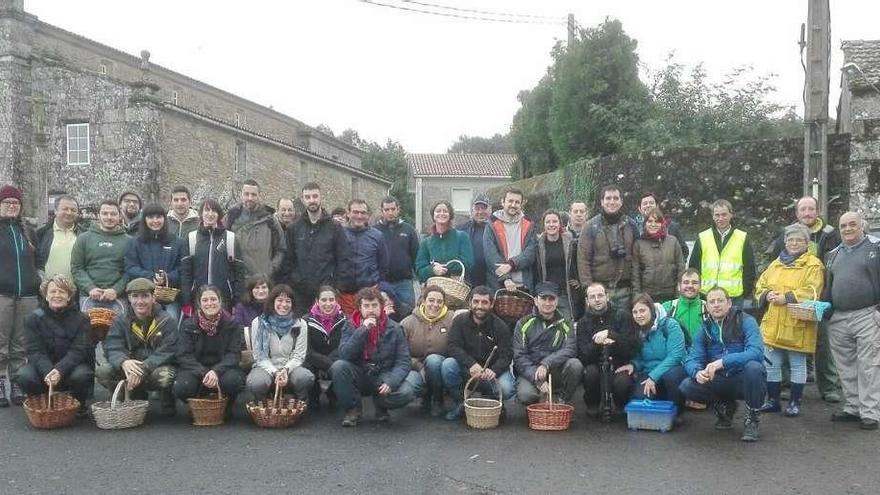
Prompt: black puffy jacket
<box><xmin>24</xmin><ymin>303</ymin><xmax>95</xmax><ymax>377</ymax></box>
<box><xmin>280</xmin><ymin>211</ymin><xmax>352</xmax><ymax>295</ymax></box>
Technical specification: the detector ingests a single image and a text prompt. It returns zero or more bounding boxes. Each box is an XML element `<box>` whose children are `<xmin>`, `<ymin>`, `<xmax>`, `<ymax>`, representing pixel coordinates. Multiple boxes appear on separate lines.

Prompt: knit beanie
<box><xmin>0</xmin><ymin>185</ymin><xmax>22</xmax><ymax>203</ymax></box>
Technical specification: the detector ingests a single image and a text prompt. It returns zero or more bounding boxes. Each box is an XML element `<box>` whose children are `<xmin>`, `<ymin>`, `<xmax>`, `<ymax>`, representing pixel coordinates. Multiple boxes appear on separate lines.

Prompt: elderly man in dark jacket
<box><xmin>513</xmin><ymin>282</ymin><xmax>583</xmax><ymax>405</ymax></box>
<box><xmin>224</xmin><ymin>179</ymin><xmax>286</xmax><ymax>280</ymax></box>
<box><xmin>330</xmin><ymin>287</ymin><xmax>416</xmax><ymax>426</ymax></box>
<box><xmin>97</xmin><ymin>278</ymin><xmax>178</xmax><ymax>415</ymax></box>
<box><xmin>338</xmin><ymin>199</ymin><xmax>388</xmax><ymax>316</ymax></box>
<box><xmin>576</xmin><ymin>282</ymin><xmax>635</xmax><ymax>412</ymax></box>
<box><xmin>280</xmin><ymin>183</ymin><xmax>352</xmax><ymax>314</ymax></box>
<box><xmin>442</xmin><ymin>286</ymin><xmax>515</xmax><ymax>420</ymax></box>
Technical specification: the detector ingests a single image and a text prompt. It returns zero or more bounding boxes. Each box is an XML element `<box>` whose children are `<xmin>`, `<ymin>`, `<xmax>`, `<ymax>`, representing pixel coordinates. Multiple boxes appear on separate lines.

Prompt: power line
<box><xmin>399</xmin><ymin>0</ymin><xmax>566</xmax><ymax>21</ymax></box>
<box><xmin>359</xmin><ymin>0</ymin><xmax>567</xmax><ymax>25</ymax></box>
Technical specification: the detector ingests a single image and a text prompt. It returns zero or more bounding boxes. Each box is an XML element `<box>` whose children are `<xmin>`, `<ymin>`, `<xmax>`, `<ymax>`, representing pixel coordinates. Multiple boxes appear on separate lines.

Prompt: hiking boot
<box><xmin>759</xmin><ymin>398</ymin><xmax>781</xmax><ymax>413</ymax></box>
<box><xmin>830</xmin><ymin>411</ymin><xmax>861</xmax><ymax>423</ymax></box>
<box><xmin>0</xmin><ymin>379</ymin><xmax>9</xmax><ymax>408</ymax></box>
<box><xmin>741</xmin><ymin>408</ymin><xmax>760</xmax><ymax>442</ymax></box>
<box><xmin>445</xmin><ymin>401</ymin><xmax>464</xmax><ymax>421</ymax></box>
<box><xmin>10</xmin><ymin>382</ymin><xmax>24</xmax><ymax>406</ymax></box>
<box><xmin>713</xmin><ymin>401</ymin><xmax>737</xmax><ymax>430</ymax></box>
<box><xmin>431</xmin><ymin>397</ymin><xmax>445</xmax><ymax>418</ymax></box>
<box><xmin>685</xmin><ymin>400</ymin><xmax>707</xmax><ymax>411</ymax></box>
<box><xmin>341</xmin><ymin>408</ymin><xmax>362</xmax><ymax>427</ymax></box>
<box><xmin>823</xmin><ymin>392</ymin><xmax>841</xmax><ymax>403</ymax></box>
<box><xmin>860</xmin><ymin>418</ymin><xmax>879</xmax><ymax>430</ymax></box>
<box><xmin>159</xmin><ymin>392</ymin><xmax>176</xmax><ymax>417</ymax></box>
<box><xmin>374</xmin><ymin>405</ymin><xmax>390</xmax><ymax>423</ymax></box>
<box><xmin>420</xmin><ymin>396</ymin><xmax>433</xmax><ymax>415</ymax></box>
<box><xmin>784</xmin><ymin>400</ymin><xmax>801</xmax><ymax>418</ymax></box>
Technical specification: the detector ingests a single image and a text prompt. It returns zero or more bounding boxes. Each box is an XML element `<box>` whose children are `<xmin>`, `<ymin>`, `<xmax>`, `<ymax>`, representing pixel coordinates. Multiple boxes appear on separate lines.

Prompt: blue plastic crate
<box><xmin>624</xmin><ymin>399</ymin><xmax>677</xmax><ymax>432</ymax></box>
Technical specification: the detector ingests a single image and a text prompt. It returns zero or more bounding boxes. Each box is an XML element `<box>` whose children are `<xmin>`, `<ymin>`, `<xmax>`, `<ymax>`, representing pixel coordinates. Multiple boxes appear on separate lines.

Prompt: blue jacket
<box><xmin>685</xmin><ymin>308</ymin><xmax>764</xmax><ymax>378</ymax></box>
<box><xmin>457</xmin><ymin>220</ymin><xmax>488</xmax><ymax>286</ymax></box>
<box><xmin>124</xmin><ymin>234</ymin><xmax>183</xmax><ymax>287</ymax></box>
<box><xmin>633</xmin><ymin>316</ymin><xmax>686</xmax><ymax>382</ymax></box>
<box><xmin>337</xmin><ymin>317</ymin><xmax>411</xmax><ymax>389</ymax></box>
<box><xmin>344</xmin><ymin>225</ymin><xmax>389</xmax><ymax>290</ymax></box>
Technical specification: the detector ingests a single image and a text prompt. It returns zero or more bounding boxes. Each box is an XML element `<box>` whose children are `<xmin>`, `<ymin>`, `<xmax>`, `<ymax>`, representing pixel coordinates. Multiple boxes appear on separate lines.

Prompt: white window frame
<box><xmin>234</xmin><ymin>112</ymin><xmax>241</xmax><ymax>126</ymax></box>
<box><xmin>451</xmin><ymin>188</ymin><xmax>473</xmax><ymax>215</ymax></box>
<box><xmin>99</xmin><ymin>64</ymin><xmax>107</xmax><ymax>75</ymax></box>
<box><xmin>66</xmin><ymin>123</ymin><xmax>90</xmax><ymax>165</ymax></box>
<box><xmin>171</xmin><ymin>90</ymin><xmax>179</xmax><ymax>105</ymax></box>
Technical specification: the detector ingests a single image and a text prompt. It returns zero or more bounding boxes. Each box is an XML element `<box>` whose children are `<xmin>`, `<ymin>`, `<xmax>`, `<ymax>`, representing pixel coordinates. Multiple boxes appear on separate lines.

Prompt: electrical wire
<box><xmin>359</xmin><ymin>0</ymin><xmax>567</xmax><ymax>25</ymax></box>
<box><xmin>399</xmin><ymin>0</ymin><xmax>566</xmax><ymax>21</ymax></box>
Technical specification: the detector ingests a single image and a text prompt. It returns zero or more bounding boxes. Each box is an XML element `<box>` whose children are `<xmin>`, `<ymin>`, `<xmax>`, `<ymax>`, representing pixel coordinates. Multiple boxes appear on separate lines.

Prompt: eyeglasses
<box><xmin>784</xmin><ymin>238</ymin><xmax>807</xmax><ymax>244</ymax></box>
<box><xmin>0</xmin><ymin>200</ymin><xmax>20</xmax><ymax>206</ymax></box>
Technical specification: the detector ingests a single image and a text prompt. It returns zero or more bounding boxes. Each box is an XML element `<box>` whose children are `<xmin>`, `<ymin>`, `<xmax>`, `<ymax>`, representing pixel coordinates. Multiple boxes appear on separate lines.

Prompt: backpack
<box><xmin>188</xmin><ymin>230</ymin><xmax>235</xmax><ymax>261</ymax></box>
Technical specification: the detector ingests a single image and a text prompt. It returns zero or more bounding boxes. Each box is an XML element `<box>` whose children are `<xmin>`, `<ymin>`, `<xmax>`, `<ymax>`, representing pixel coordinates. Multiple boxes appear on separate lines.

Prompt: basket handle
<box><xmin>463</xmin><ymin>376</ymin><xmax>502</xmax><ymax>404</ymax></box>
<box><xmin>273</xmin><ymin>380</ymin><xmax>283</xmax><ymax>409</ymax></box>
<box><xmin>110</xmin><ymin>380</ymin><xmax>127</xmax><ymax>411</ymax></box>
<box><xmin>462</xmin><ymin>345</ymin><xmax>498</xmax><ymax>397</ymax></box>
<box><xmin>443</xmin><ymin>259</ymin><xmax>466</xmax><ymax>283</ymax></box>
<box><xmin>547</xmin><ymin>374</ymin><xmax>554</xmax><ymax>411</ymax></box>
<box><xmin>807</xmin><ymin>285</ymin><xmax>817</xmax><ymax>301</ymax></box>
<box><xmin>493</xmin><ymin>288</ymin><xmax>532</xmax><ymax>300</ymax></box>
<box><xmin>47</xmin><ymin>381</ymin><xmax>54</xmax><ymax>410</ymax></box>
<box><xmin>157</xmin><ymin>270</ymin><xmax>169</xmax><ymax>288</ymax></box>
<box><xmin>215</xmin><ymin>382</ymin><xmax>224</xmax><ymax>401</ymax></box>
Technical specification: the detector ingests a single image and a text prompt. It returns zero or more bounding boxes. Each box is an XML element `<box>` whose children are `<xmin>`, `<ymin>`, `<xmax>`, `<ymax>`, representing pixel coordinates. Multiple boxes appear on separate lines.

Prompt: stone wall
<box><xmin>490</xmin><ymin>136</ymin><xmax>852</xmax><ymax>254</ymax></box>
<box><xmin>847</xmin><ymin>118</ymin><xmax>880</xmax><ymax>223</ymax></box>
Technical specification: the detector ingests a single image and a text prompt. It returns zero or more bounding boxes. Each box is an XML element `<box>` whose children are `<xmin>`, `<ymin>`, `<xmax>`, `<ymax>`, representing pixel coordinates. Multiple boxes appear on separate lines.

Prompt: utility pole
<box><xmin>802</xmin><ymin>0</ymin><xmax>830</xmax><ymax>218</ymax></box>
<box><xmin>567</xmin><ymin>14</ymin><xmax>576</xmax><ymax>46</ymax></box>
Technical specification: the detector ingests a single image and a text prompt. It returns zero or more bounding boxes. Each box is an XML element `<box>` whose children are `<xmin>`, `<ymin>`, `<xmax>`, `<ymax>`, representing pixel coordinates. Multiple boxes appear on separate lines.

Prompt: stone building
<box><xmin>0</xmin><ymin>0</ymin><xmax>390</xmax><ymax>221</ymax></box>
<box><xmin>407</xmin><ymin>153</ymin><xmax>515</xmax><ymax>233</ymax></box>
<box><xmin>838</xmin><ymin>39</ymin><xmax>880</xmax><ymax>226</ymax></box>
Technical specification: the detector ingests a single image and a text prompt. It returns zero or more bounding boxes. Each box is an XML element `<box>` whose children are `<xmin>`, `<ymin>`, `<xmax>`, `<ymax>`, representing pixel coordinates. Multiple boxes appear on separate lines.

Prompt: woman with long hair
<box><xmin>124</xmin><ymin>203</ymin><xmax>183</xmax><ymax>323</ymax></box>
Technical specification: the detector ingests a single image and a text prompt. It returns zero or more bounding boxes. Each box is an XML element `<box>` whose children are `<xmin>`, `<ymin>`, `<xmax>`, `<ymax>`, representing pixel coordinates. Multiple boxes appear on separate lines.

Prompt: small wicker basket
<box><xmin>188</xmin><ymin>384</ymin><xmax>227</xmax><ymax>426</ymax></box>
<box><xmin>463</xmin><ymin>376</ymin><xmax>503</xmax><ymax>429</ymax></box>
<box><xmin>426</xmin><ymin>259</ymin><xmax>471</xmax><ymax>309</ymax></box>
<box><xmin>787</xmin><ymin>286</ymin><xmax>820</xmax><ymax>322</ymax></box>
<box><xmin>153</xmin><ymin>272</ymin><xmax>179</xmax><ymax>304</ymax></box>
<box><xmin>494</xmin><ymin>288</ymin><xmax>533</xmax><ymax>321</ymax></box>
<box><xmin>22</xmin><ymin>382</ymin><xmax>80</xmax><ymax>430</ymax></box>
<box><xmin>247</xmin><ymin>382</ymin><xmax>308</xmax><ymax>428</ymax></box>
<box><xmin>526</xmin><ymin>375</ymin><xmax>573</xmax><ymax>431</ymax></box>
<box><xmin>91</xmin><ymin>380</ymin><xmax>149</xmax><ymax>430</ymax></box>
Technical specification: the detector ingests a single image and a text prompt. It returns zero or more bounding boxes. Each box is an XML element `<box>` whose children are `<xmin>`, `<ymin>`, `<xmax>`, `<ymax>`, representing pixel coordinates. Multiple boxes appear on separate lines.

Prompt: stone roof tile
<box><xmin>408</xmin><ymin>153</ymin><xmax>516</xmax><ymax>177</ymax></box>
<box><xmin>842</xmin><ymin>40</ymin><xmax>880</xmax><ymax>88</ymax></box>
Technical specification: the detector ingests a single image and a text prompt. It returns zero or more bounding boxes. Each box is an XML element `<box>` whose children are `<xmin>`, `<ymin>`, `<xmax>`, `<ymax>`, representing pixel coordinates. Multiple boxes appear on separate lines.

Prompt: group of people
<box><xmin>0</xmin><ymin>179</ymin><xmax>877</xmax><ymax>443</ymax></box>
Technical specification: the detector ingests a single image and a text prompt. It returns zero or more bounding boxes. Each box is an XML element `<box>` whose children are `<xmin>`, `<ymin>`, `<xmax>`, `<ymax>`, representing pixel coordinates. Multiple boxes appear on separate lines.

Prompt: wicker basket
<box><xmin>426</xmin><ymin>260</ymin><xmax>471</xmax><ymax>309</ymax></box>
<box><xmin>787</xmin><ymin>286</ymin><xmax>819</xmax><ymax>322</ymax></box>
<box><xmin>188</xmin><ymin>384</ymin><xmax>227</xmax><ymax>426</ymax></box>
<box><xmin>22</xmin><ymin>382</ymin><xmax>80</xmax><ymax>430</ymax></box>
<box><xmin>91</xmin><ymin>380</ymin><xmax>149</xmax><ymax>430</ymax></box>
<box><xmin>494</xmin><ymin>289</ymin><xmax>533</xmax><ymax>321</ymax></box>
<box><xmin>463</xmin><ymin>376</ymin><xmax>502</xmax><ymax>429</ymax></box>
<box><xmin>154</xmin><ymin>272</ymin><xmax>180</xmax><ymax>304</ymax></box>
<box><xmin>247</xmin><ymin>382</ymin><xmax>307</xmax><ymax>428</ymax></box>
<box><xmin>87</xmin><ymin>307</ymin><xmax>117</xmax><ymax>342</ymax></box>
<box><xmin>526</xmin><ymin>375</ymin><xmax>573</xmax><ymax>431</ymax></box>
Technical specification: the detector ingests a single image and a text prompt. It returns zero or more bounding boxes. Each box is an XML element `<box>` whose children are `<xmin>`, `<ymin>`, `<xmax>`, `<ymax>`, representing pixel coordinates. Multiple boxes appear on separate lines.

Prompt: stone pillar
<box><xmin>127</xmin><ymin>50</ymin><xmax>163</xmax><ymax>204</ymax></box>
<box><xmin>0</xmin><ymin>4</ymin><xmax>43</xmax><ymax>219</ymax></box>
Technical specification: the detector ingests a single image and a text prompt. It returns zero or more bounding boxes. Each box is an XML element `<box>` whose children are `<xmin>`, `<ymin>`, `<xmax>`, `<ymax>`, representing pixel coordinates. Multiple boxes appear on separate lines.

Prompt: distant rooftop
<box><xmin>842</xmin><ymin>40</ymin><xmax>880</xmax><ymax>88</ymax></box>
<box><xmin>408</xmin><ymin>153</ymin><xmax>516</xmax><ymax>178</ymax></box>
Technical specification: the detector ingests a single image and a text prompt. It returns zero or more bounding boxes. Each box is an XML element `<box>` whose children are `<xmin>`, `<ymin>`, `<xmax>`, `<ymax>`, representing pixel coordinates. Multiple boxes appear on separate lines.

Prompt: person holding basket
<box><xmin>415</xmin><ymin>200</ymin><xmax>474</xmax><ymax>285</ymax></box>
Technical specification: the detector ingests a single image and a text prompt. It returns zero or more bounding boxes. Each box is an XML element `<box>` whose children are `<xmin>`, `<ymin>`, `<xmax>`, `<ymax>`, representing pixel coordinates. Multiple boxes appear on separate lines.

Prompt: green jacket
<box><xmin>415</xmin><ymin>228</ymin><xmax>474</xmax><ymax>283</ymax></box>
<box><xmin>70</xmin><ymin>223</ymin><xmax>130</xmax><ymax>294</ymax></box>
<box><xmin>661</xmin><ymin>296</ymin><xmax>706</xmax><ymax>346</ymax></box>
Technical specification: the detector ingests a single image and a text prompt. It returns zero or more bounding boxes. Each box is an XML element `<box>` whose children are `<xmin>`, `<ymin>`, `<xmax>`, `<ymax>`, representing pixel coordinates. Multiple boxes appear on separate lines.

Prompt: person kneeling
<box><xmin>246</xmin><ymin>285</ymin><xmax>315</xmax><ymax>404</ymax></box>
<box><xmin>175</xmin><ymin>285</ymin><xmax>246</xmax><ymax>417</ymax></box>
<box><xmin>330</xmin><ymin>287</ymin><xmax>417</xmax><ymax>426</ymax></box>
<box><xmin>513</xmin><ymin>282</ymin><xmax>583</xmax><ymax>405</ymax></box>
<box><xmin>679</xmin><ymin>287</ymin><xmax>767</xmax><ymax>441</ymax></box>
<box><xmin>97</xmin><ymin>278</ymin><xmax>178</xmax><ymax>416</ymax></box>
<box><xmin>15</xmin><ymin>275</ymin><xmax>95</xmax><ymax>417</ymax></box>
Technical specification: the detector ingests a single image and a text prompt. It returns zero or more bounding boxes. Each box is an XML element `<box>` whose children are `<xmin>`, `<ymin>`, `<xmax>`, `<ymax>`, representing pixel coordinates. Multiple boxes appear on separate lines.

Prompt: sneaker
<box><xmin>823</xmin><ymin>392</ymin><xmax>841</xmax><ymax>403</ymax></box>
<box><xmin>741</xmin><ymin>408</ymin><xmax>760</xmax><ymax>442</ymax></box>
<box><xmin>0</xmin><ymin>379</ymin><xmax>8</xmax><ymax>408</ymax></box>
<box><xmin>685</xmin><ymin>400</ymin><xmax>707</xmax><ymax>411</ymax></box>
<box><xmin>830</xmin><ymin>411</ymin><xmax>861</xmax><ymax>423</ymax></box>
<box><xmin>783</xmin><ymin>400</ymin><xmax>801</xmax><ymax>418</ymax></box>
<box><xmin>860</xmin><ymin>418</ymin><xmax>879</xmax><ymax>430</ymax></box>
<box><xmin>10</xmin><ymin>382</ymin><xmax>24</xmax><ymax>406</ymax></box>
<box><xmin>713</xmin><ymin>401</ymin><xmax>737</xmax><ymax>430</ymax></box>
<box><xmin>759</xmin><ymin>398</ymin><xmax>781</xmax><ymax>413</ymax></box>
<box><xmin>375</xmin><ymin>406</ymin><xmax>390</xmax><ymax>423</ymax></box>
<box><xmin>341</xmin><ymin>408</ymin><xmax>361</xmax><ymax>427</ymax></box>
<box><xmin>444</xmin><ymin>401</ymin><xmax>464</xmax><ymax>421</ymax></box>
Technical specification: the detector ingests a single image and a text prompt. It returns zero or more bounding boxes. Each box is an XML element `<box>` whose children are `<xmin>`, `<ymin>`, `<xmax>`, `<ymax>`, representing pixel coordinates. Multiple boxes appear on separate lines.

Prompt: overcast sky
<box><xmin>26</xmin><ymin>0</ymin><xmax>880</xmax><ymax>152</ymax></box>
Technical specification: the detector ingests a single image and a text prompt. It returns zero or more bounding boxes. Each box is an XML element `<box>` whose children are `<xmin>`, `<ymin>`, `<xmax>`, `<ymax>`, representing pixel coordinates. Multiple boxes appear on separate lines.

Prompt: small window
<box><xmin>234</xmin><ymin>112</ymin><xmax>241</xmax><ymax>126</ymax></box>
<box><xmin>351</xmin><ymin>177</ymin><xmax>361</xmax><ymax>198</ymax></box>
<box><xmin>66</xmin><ymin>123</ymin><xmax>90</xmax><ymax>165</ymax></box>
<box><xmin>451</xmin><ymin>188</ymin><xmax>472</xmax><ymax>214</ymax></box>
<box><xmin>234</xmin><ymin>140</ymin><xmax>247</xmax><ymax>174</ymax></box>
<box><xmin>171</xmin><ymin>90</ymin><xmax>179</xmax><ymax>105</ymax></box>
<box><xmin>99</xmin><ymin>64</ymin><xmax>107</xmax><ymax>75</ymax></box>
<box><xmin>299</xmin><ymin>161</ymin><xmax>309</xmax><ymax>184</ymax></box>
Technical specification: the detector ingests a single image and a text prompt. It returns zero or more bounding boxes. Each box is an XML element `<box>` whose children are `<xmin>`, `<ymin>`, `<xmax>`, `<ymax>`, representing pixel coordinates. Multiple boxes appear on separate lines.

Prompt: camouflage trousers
<box><xmin>95</xmin><ymin>363</ymin><xmax>175</xmax><ymax>395</ymax></box>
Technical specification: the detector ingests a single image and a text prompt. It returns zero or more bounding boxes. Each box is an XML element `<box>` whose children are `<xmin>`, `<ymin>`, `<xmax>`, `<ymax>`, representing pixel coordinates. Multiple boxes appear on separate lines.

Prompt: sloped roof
<box><xmin>842</xmin><ymin>40</ymin><xmax>880</xmax><ymax>88</ymax></box>
<box><xmin>408</xmin><ymin>153</ymin><xmax>516</xmax><ymax>178</ymax></box>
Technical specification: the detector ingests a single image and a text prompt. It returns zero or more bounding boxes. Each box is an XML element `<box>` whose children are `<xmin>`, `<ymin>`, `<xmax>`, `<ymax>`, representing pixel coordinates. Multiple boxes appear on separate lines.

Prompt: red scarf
<box><xmin>198</xmin><ymin>310</ymin><xmax>225</xmax><ymax>337</ymax></box>
<box><xmin>644</xmin><ymin>217</ymin><xmax>669</xmax><ymax>241</ymax></box>
<box><xmin>351</xmin><ymin>310</ymin><xmax>388</xmax><ymax>361</ymax></box>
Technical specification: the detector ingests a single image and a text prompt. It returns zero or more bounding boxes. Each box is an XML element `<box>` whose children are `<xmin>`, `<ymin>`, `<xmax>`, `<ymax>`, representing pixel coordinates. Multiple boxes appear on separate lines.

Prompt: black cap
<box><xmin>534</xmin><ymin>282</ymin><xmax>559</xmax><ymax>298</ymax></box>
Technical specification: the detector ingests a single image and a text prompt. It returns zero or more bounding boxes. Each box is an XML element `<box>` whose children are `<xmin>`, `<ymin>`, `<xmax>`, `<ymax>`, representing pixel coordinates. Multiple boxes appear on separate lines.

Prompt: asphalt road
<box><xmin>1</xmin><ymin>384</ymin><xmax>877</xmax><ymax>495</ymax></box>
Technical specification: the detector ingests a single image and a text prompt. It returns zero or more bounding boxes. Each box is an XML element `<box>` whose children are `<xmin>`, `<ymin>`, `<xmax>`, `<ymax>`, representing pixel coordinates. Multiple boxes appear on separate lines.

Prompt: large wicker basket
<box><xmin>463</xmin><ymin>376</ymin><xmax>502</xmax><ymax>430</ymax></box>
<box><xmin>91</xmin><ymin>380</ymin><xmax>149</xmax><ymax>430</ymax></box>
<box><xmin>787</xmin><ymin>286</ymin><xmax>820</xmax><ymax>322</ymax></box>
<box><xmin>526</xmin><ymin>375</ymin><xmax>573</xmax><ymax>431</ymax></box>
<box><xmin>154</xmin><ymin>272</ymin><xmax>180</xmax><ymax>304</ymax></box>
<box><xmin>494</xmin><ymin>289</ymin><xmax>533</xmax><ymax>321</ymax></box>
<box><xmin>87</xmin><ymin>307</ymin><xmax>117</xmax><ymax>342</ymax></box>
<box><xmin>22</xmin><ymin>383</ymin><xmax>80</xmax><ymax>430</ymax></box>
<box><xmin>188</xmin><ymin>384</ymin><xmax>227</xmax><ymax>426</ymax></box>
<box><xmin>426</xmin><ymin>260</ymin><xmax>471</xmax><ymax>309</ymax></box>
<box><xmin>247</xmin><ymin>382</ymin><xmax>307</xmax><ymax>428</ymax></box>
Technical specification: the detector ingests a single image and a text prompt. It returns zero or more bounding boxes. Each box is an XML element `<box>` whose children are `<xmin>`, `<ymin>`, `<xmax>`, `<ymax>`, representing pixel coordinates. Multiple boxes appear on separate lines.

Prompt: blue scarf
<box><xmin>260</xmin><ymin>313</ymin><xmax>296</xmax><ymax>337</ymax></box>
<box><xmin>778</xmin><ymin>249</ymin><xmax>803</xmax><ymax>266</ymax></box>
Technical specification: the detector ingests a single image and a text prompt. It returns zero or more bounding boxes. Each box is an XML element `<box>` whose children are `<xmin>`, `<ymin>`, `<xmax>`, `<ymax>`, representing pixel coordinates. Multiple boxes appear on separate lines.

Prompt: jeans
<box><xmin>679</xmin><ymin>360</ymin><xmax>767</xmax><ymax>409</ymax></box>
<box><xmin>631</xmin><ymin>365</ymin><xmax>688</xmax><ymax>408</ymax></box>
<box><xmin>765</xmin><ymin>347</ymin><xmax>807</xmax><ymax>384</ymax></box>
<box><xmin>329</xmin><ymin>359</ymin><xmax>417</xmax><ymax>411</ymax></box>
<box><xmin>387</xmin><ymin>279</ymin><xmax>415</xmax><ymax>311</ymax></box>
<box><xmin>0</xmin><ymin>295</ymin><xmax>38</xmax><ymax>379</ymax></box>
<box><xmin>440</xmin><ymin>357</ymin><xmax>516</xmax><ymax>401</ymax></box>
<box><xmin>413</xmin><ymin>353</ymin><xmax>446</xmax><ymax>400</ymax></box>
<box><xmin>15</xmin><ymin>363</ymin><xmax>94</xmax><ymax>403</ymax></box>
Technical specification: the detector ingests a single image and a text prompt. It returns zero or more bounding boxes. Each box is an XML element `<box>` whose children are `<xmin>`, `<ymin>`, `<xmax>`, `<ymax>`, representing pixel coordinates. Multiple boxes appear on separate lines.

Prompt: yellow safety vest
<box><xmin>698</xmin><ymin>228</ymin><xmax>747</xmax><ymax>297</ymax></box>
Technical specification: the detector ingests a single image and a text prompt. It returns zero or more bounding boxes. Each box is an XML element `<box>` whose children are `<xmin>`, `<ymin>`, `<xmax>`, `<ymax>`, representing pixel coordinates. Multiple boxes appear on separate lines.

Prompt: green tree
<box><xmin>510</xmin><ymin>74</ymin><xmax>558</xmax><ymax>178</ymax></box>
<box><xmin>447</xmin><ymin>133</ymin><xmax>513</xmax><ymax>154</ymax></box>
<box><xmin>360</xmin><ymin>138</ymin><xmax>414</xmax><ymax>221</ymax></box>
